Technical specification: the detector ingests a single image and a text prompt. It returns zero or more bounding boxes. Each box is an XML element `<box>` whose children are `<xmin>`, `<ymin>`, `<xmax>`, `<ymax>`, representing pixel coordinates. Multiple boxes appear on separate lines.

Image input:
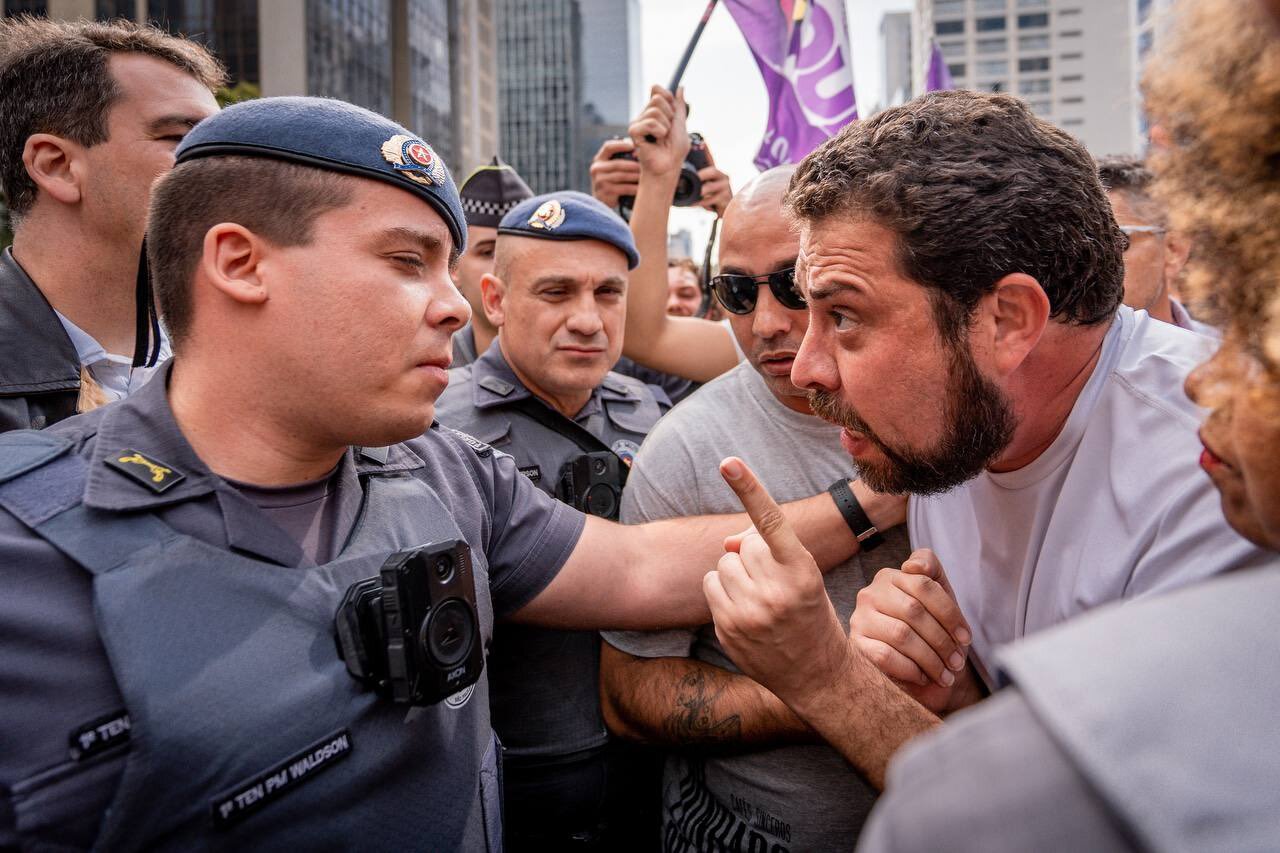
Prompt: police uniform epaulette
<box><xmin>497</xmin><ymin>191</ymin><xmax>640</xmax><ymax>270</ymax></box>
<box><xmin>478</xmin><ymin>375</ymin><xmax>516</xmax><ymax>397</ymax></box>
<box><xmin>600</xmin><ymin>375</ymin><xmax>633</xmax><ymax>397</ymax></box>
<box><xmin>440</xmin><ymin>424</ymin><xmax>494</xmax><ymax>458</ymax></box>
<box><xmin>0</xmin><ymin>430</ymin><xmax>74</xmax><ymax>483</ymax></box>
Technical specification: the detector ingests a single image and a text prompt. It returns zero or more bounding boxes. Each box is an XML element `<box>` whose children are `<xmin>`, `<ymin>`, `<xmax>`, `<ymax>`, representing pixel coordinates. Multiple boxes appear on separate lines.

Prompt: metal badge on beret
<box><xmin>380</xmin><ymin>134</ymin><xmax>447</xmax><ymax>187</ymax></box>
<box><xmin>528</xmin><ymin>199</ymin><xmax>566</xmax><ymax>230</ymax></box>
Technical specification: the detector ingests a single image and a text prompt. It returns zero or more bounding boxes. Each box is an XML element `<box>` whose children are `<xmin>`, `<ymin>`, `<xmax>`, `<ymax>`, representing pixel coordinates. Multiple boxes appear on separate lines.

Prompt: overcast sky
<box><xmin>637</xmin><ymin>0</ymin><xmax>912</xmax><ymax>251</ymax></box>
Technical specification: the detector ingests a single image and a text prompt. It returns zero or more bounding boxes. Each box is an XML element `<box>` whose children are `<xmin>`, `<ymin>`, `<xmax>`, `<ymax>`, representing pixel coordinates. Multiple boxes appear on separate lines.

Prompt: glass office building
<box><xmin>496</xmin><ymin>0</ymin><xmax>584</xmax><ymax>193</ymax></box>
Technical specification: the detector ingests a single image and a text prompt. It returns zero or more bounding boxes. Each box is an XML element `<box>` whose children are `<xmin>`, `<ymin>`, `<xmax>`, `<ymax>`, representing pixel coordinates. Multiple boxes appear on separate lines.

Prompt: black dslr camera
<box><xmin>556</xmin><ymin>451</ymin><xmax>628</xmax><ymax>520</ymax></box>
<box><xmin>334</xmin><ymin>540</ymin><xmax>483</xmax><ymax>706</ymax></box>
<box><xmin>613</xmin><ymin>132</ymin><xmax>713</xmax><ymax>220</ymax></box>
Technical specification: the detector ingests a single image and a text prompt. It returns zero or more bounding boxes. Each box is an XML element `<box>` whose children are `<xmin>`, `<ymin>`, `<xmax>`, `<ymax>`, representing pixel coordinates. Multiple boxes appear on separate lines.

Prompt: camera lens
<box><xmin>433</xmin><ymin>554</ymin><xmax>454</xmax><ymax>583</ymax></box>
<box><xmin>592</xmin><ymin>457</ymin><xmax>607</xmax><ymax>476</ymax></box>
<box><xmin>672</xmin><ymin>165</ymin><xmax>702</xmax><ymax>207</ymax></box>
<box><xmin>422</xmin><ymin>599</ymin><xmax>475</xmax><ymax>667</ymax></box>
<box><xmin>583</xmin><ymin>483</ymin><xmax>618</xmax><ymax>519</ymax></box>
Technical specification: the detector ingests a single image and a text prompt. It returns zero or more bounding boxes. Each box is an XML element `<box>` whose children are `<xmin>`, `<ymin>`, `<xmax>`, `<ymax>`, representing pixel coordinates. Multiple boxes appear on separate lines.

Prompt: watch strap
<box><xmin>827</xmin><ymin>479</ymin><xmax>885</xmax><ymax>552</ymax></box>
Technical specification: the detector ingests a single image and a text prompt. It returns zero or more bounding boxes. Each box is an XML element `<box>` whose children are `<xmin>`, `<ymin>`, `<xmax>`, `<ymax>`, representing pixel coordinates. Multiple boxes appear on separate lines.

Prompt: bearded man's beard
<box><xmin>809</xmin><ymin>341</ymin><xmax>1016</xmax><ymax>496</ymax></box>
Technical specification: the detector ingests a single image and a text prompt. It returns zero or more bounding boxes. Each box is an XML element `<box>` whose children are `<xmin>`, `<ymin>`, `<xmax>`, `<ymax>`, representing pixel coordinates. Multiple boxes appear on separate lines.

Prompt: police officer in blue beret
<box><xmin>0</xmin><ymin>97</ymin><xmax>891</xmax><ymax>851</ymax></box>
<box><xmin>435</xmin><ymin>190</ymin><xmax>667</xmax><ymax>849</ymax></box>
<box><xmin>452</xmin><ymin>157</ymin><xmax>535</xmax><ymax>367</ymax></box>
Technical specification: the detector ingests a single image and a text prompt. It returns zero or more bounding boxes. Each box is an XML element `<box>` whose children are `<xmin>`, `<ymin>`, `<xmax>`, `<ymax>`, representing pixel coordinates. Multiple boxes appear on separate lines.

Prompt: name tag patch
<box><xmin>69</xmin><ymin>710</ymin><xmax>131</xmax><ymax>761</ymax></box>
<box><xmin>518</xmin><ymin>465</ymin><xmax>542</xmax><ymax>483</ymax></box>
<box><xmin>210</xmin><ymin>729</ymin><xmax>353</xmax><ymax>829</ymax></box>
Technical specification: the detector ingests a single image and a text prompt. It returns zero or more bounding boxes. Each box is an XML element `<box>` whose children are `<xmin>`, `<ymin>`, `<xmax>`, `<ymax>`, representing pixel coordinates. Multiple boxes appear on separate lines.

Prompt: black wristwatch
<box><xmin>827</xmin><ymin>479</ymin><xmax>885</xmax><ymax>552</ymax></box>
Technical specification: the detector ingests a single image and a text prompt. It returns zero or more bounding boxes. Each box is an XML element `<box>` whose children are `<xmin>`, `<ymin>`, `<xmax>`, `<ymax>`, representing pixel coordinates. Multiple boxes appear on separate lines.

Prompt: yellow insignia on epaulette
<box><xmin>105</xmin><ymin>449</ymin><xmax>186</xmax><ymax>493</ymax></box>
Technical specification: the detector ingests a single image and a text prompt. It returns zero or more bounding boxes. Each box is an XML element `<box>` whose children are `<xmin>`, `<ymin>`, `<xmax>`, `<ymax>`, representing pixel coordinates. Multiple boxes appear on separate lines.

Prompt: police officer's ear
<box><xmin>22</xmin><ymin>133</ymin><xmax>86</xmax><ymax>207</ymax></box>
<box><xmin>479</xmin><ymin>272</ymin><xmax>507</xmax><ymax>328</ymax></box>
<box><xmin>199</xmin><ymin>223</ymin><xmax>270</xmax><ymax>307</ymax></box>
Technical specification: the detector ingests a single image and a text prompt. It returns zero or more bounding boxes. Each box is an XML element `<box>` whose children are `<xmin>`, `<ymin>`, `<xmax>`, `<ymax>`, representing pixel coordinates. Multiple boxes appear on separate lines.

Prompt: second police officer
<box><xmin>435</xmin><ymin>190</ymin><xmax>667</xmax><ymax>850</ymax></box>
<box><xmin>451</xmin><ymin>157</ymin><xmax>535</xmax><ymax>368</ymax></box>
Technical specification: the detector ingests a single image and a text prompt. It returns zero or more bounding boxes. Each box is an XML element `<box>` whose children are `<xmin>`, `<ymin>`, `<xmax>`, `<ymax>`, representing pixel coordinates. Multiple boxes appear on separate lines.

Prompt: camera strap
<box><xmin>508</xmin><ymin>397</ymin><xmax>614</xmax><ymax>456</ymax></box>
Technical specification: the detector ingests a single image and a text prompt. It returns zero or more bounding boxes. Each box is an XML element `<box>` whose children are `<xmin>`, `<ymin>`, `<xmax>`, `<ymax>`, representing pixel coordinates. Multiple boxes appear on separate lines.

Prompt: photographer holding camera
<box><xmin>618</xmin><ymin>86</ymin><xmax>748</xmax><ymax>384</ymax></box>
<box><xmin>434</xmin><ymin>190</ymin><xmax>670</xmax><ymax>850</ymax></box>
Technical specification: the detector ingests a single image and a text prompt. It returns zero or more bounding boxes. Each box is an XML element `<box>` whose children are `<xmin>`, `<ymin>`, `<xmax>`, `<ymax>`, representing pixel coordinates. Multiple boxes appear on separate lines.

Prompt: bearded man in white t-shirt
<box><xmin>694</xmin><ymin>90</ymin><xmax>1276</xmax><ymax>789</ymax></box>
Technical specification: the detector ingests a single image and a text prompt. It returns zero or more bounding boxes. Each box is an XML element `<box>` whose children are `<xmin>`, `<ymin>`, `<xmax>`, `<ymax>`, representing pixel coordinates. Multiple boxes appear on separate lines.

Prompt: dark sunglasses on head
<box><xmin>710</xmin><ymin>266</ymin><xmax>807</xmax><ymax>315</ymax></box>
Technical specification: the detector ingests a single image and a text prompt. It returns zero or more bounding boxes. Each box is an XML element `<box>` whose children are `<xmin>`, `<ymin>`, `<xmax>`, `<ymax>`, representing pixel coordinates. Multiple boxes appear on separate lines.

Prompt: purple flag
<box><xmin>925</xmin><ymin>40</ymin><xmax>954</xmax><ymax>92</ymax></box>
<box><xmin>724</xmin><ymin>0</ymin><xmax>858</xmax><ymax>170</ymax></box>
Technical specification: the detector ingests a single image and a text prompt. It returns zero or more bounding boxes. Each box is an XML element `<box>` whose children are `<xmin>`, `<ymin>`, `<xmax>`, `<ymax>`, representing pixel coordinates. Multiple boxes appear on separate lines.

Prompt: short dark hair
<box><xmin>787</xmin><ymin>90</ymin><xmax>1125</xmax><ymax>342</ymax></box>
<box><xmin>0</xmin><ymin>15</ymin><xmax>226</xmax><ymax>221</ymax></box>
<box><xmin>1096</xmin><ymin>154</ymin><xmax>1166</xmax><ymax>227</ymax></box>
<box><xmin>147</xmin><ymin>157</ymin><xmax>354</xmax><ymax>347</ymax></box>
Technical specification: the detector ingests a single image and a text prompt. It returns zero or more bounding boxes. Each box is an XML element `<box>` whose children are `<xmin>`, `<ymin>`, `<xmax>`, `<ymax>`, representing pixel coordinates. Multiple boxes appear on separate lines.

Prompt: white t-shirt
<box><xmin>909</xmin><ymin>306</ymin><xmax>1277</xmax><ymax>685</ymax></box>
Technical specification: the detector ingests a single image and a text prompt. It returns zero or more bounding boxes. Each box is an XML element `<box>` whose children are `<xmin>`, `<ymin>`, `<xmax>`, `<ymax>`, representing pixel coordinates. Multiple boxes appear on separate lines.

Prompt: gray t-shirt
<box><xmin>227</xmin><ymin>465</ymin><xmax>350</xmax><ymax>565</ymax></box>
<box><xmin>603</xmin><ymin>361</ymin><xmax>911</xmax><ymax>852</ymax></box>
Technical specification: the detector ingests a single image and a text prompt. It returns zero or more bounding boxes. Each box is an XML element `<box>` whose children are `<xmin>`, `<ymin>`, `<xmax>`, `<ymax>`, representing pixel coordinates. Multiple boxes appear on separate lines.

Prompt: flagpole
<box><xmin>644</xmin><ymin>0</ymin><xmax>719</xmax><ymax>143</ymax></box>
<box><xmin>669</xmin><ymin>0</ymin><xmax>720</xmax><ymax>92</ymax></box>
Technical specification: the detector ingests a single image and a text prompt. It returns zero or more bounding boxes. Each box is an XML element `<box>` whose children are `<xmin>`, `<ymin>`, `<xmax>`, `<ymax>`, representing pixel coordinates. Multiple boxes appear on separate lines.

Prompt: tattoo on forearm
<box><xmin>661</xmin><ymin>669</ymin><xmax>743</xmax><ymax>742</ymax></box>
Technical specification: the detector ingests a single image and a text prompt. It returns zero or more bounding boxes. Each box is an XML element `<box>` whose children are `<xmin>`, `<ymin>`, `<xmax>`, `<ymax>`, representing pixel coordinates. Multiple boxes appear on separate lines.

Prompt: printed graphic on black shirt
<box><xmin>663</xmin><ymin>760</ymin><xmax>791</xmax><ymax>853</ymax></box>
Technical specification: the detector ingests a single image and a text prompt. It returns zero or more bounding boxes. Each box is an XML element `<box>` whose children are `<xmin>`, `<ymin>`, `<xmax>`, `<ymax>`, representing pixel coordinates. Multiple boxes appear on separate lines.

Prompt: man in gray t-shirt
<box><xmin>601</xmin><ymin>168</ymin><xmax>910</xmax><ymax>852</ymax></box>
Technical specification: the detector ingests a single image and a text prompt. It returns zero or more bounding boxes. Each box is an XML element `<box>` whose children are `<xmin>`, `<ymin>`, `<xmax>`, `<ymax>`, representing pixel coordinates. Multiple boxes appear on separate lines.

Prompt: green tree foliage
<box><xmin>216</xmin><ymin>80</ymin><xmax>261</xmax><ymax>107</ymax></box>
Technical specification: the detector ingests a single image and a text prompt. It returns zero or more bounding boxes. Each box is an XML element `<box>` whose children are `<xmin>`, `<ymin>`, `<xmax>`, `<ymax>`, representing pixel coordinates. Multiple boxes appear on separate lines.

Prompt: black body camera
<box><xmin>334</xmin><ymin>540</ymin><xmax>483</xmax><ymax>706</ymax></box>
<box><xmin>556</xmin><ymin>451</ymin><xmax>628</xmax><ymax>520</ymax></box>
<box><xmin>613</xmin><ymin>132</ymin><xmax>712</xmax><ymax>220</ymax></box>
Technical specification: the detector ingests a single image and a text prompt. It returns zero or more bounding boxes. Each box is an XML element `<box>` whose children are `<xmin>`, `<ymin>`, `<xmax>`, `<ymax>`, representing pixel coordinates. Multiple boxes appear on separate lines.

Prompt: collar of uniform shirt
<box><xmin>53</xmin><ymin>308</ymin><xmax>173</xmax><ymax>401</ymax></box>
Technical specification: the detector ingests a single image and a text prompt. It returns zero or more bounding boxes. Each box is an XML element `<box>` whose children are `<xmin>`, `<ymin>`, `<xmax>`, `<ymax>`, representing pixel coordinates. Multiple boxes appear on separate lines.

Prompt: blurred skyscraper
<box><xmin>0</xmin><ymin>0</ymin><xmax>499</xmax><ymax>175</ymax></box>
<box><xmin>448</xmin><ymin>0</ymin><xmax>499</xmax><ymax>176</ymax></box>
<box><xmin>578</xmin><ymin>0</ymin><xmax>641</xmax><ymax>184</ymax></box>
<box><xmin>495</xmin><ymin>0</ymin><xmax>584</xmax><ymax>194</ymax></box>
<box><xmin>880</xmin><ymin>11</ymin><xmax>913</xmax><ymax>110</ymax></box>
<box><xmin>495</xmin><ymin>0</ymin><xmax>640</xmax><ymax>194</ymax></box>
<box><xmin>912</xmin><ymin>0</ymin><xmax>1161</xmax><ymax>155</ymax></box>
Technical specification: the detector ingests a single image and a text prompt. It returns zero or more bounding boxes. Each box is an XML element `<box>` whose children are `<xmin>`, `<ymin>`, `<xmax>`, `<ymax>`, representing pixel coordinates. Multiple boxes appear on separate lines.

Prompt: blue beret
<box><xmin>175</xmin><ymin>96</ymin><xmax>467</xmax><ymax>252</ymax></box>
<box><xmin>498</xmin><ymin>191</ymin><xmax>639</xmax><ymax>270</ymax></box>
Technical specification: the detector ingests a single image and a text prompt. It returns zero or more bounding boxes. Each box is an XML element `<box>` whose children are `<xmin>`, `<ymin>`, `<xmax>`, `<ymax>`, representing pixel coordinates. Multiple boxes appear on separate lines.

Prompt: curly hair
<box><xmin>1143</xmin><ymin>0</ymin><xmax>1280</xmax><ymax>369</ymax></box>
<box><xmin>786</xmin><ymin>90</ymin><xmax>1126</xmax><ymax>343</ymax></box>
<box><xmin>0</xmin><ymin>15</ymin><xmax>225</xmax><ymax>221</ymax></box>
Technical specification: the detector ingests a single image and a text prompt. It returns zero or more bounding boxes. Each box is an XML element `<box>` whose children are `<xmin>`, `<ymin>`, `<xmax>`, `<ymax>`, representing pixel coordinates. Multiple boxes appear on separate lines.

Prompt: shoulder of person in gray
<box><xmin>0</xmin><ymin>248</ymin><xmax>81</xmax><ymax>432</ymax></box>
<box><xmin>859</xmin><ymin>566</ymin><xmax>1280</xmax><ymax>853</ymax></box>
<box><xmin>0</xmin><ymin>368</ymin><xmax>580</xmax><ymax>851</ymax></box>
<box><xmin>604</xmin><ymin>360</ymin><xmax>911</xmax><ymax>849</ymax></box>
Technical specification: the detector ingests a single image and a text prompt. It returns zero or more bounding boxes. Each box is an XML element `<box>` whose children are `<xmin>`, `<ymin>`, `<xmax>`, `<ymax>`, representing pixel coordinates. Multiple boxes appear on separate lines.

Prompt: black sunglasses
<box><xmin>710</xmin><ymin>266</ymin><xmax>806</xmax><ymax>315</ymax></box>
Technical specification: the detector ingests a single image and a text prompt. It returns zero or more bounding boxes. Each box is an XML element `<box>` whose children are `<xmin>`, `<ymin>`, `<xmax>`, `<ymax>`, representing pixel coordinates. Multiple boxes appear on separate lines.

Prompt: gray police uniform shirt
<box><xmin>859</xmin><ymin>566</ymin><xmax>1280</xmax><ymax>853</ymax></box>
<box><xmin>0</xmin><ymin>362</ymin><xmax>585</xmax><ymax>850</ymax></box>
<box><xmin>603</xmin><ymin>361</ymin><xmax>912</xmax><ymax>852</ymax></box>
<box><xmin>453</xmin><ymin>323</ymin><xmax>481</xmax><ymax>368</ymax></box>
<box><xmin>434</xmin><ymin>342</ymin><xmax>667</xmax><ymax>762</ymax></box>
